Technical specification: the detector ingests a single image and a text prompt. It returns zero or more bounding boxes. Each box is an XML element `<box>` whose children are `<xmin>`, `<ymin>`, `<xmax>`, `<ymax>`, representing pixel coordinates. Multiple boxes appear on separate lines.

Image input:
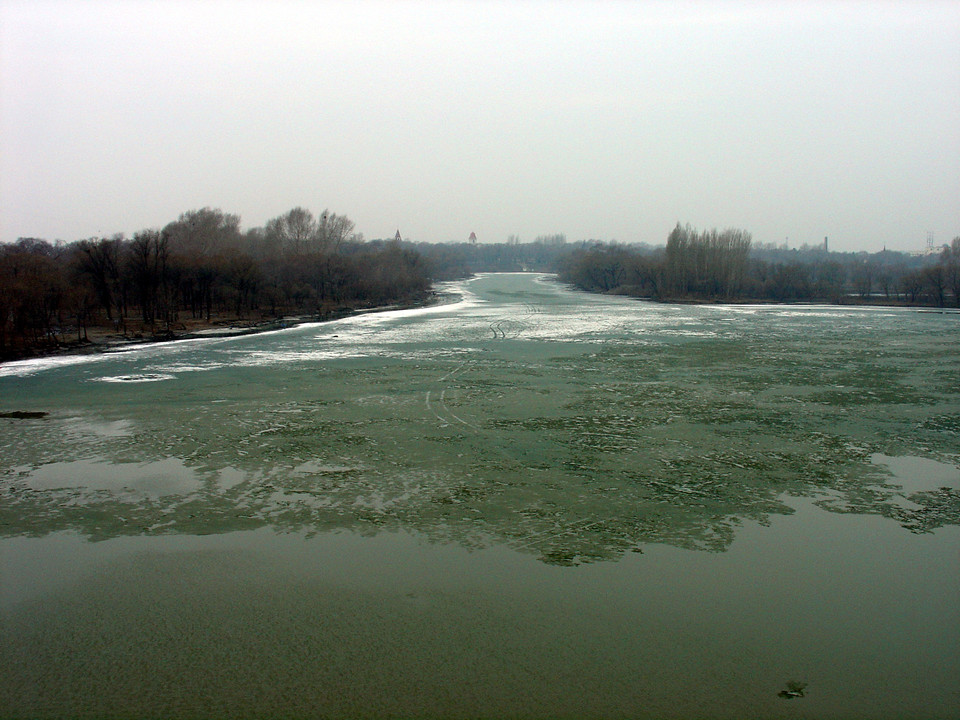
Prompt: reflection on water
<box><xmin>1</xmin><ymin>273</ymin><xmax>959</xmax><ymax>562</ymax></box>
<box><xmin>1</xmin><ymin>273</ymin><xmax>959</xmax><ymax>718</ymax></box>
<box><xmin>1</xmin><ymin>499</ymin><xmax>958</xmax><ymax>719</ymax></box>
<box><xmin>871</xmin><ymin>453</ymin><xmax>960</xmax><ymax>493</ymax></box>
<box><xmin>19</xmin><ymin>457</ymin><xmax>202</xmax><ymax>496</ymax></box>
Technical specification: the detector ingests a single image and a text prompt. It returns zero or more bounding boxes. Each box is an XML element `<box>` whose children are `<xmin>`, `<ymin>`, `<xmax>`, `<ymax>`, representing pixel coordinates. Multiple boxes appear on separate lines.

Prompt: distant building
<box><xmin>909</xmin><ymin>232</ymin><xmax>947</xmax><ymax>257</ymax></box>
<box><xmin>469</xmin><ymin>231</ymin><xmax>478</xmax><ymax>245</ymax></box>
<box><xmin>395</xmin><ymin>229</ymin><xmax>402</xmax><ymax>242</ymax></box>
<box><xmin>910</xmin><ymin>244</ymin><xmax>948</xmax><ymax>258</ymax></box>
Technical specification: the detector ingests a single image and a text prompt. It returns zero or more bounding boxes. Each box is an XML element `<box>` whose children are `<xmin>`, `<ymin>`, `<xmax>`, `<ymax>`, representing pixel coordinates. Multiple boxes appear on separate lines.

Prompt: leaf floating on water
<box><xmin>778</xmin><ymin>681</ymin><xmax>807</xmax><ymax>699</ymax></box>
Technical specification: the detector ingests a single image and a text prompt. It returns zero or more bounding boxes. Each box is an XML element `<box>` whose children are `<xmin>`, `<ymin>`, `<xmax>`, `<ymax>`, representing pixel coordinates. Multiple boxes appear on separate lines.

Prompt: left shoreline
<box><xmin>1</xmin><ymin>289</ymin><xmax>454</xmax><ymax>366</ymax></box>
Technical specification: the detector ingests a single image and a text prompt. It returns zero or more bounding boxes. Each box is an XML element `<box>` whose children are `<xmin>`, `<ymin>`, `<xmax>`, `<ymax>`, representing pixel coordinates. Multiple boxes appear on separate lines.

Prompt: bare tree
<box><xmin>76</xmin><ymin>235</ymin><xmax>125</xmax><ymax>323</ymax></box>
<box><xmin>942</xmin><ymin>237</ymin><xmax>960</xmax><ymax>308</ymax></box>
<box><xmin>922</xmin><ymin>264</ymin><xmax>947</xmax><ymax>307</ymax></box>
<box><xmin>317</xmin><ymin>210</ymin><xmax>356</xmax><ymax>254</ymax></box>
<box><xmin>265</xmin><ymin>207</ymin><xmax>317</xmax><ymax>258</ymax></box>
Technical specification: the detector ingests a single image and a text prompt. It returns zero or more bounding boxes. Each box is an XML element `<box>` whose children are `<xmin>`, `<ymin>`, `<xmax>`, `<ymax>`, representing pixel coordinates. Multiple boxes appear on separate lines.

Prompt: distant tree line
<box><xmin>411</xmin><ymin>233</ymin><xmax>571</xmax><ymax>280</ymax></box>
<box><xmin>558</xmin><ymin>224</ymin><xmax>960</xmax><ymax>308</ymax></box>
<box><xmin>0</xmin><ymin>207</ymin><xmax>430</xmax><ymax>360</ymax></box>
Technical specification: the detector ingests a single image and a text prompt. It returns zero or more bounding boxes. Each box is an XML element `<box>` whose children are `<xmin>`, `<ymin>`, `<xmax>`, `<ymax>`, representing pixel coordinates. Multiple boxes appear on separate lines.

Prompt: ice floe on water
<box><xmin>96</xmin><ymin>372</ymin><xmax>177</xmax><ymax>383</ymax></box>
<box><xmin>0</xmin><ymin>352</ymin><xmax>110</xmax><ymax>378</ymax></box>
<box><xmin>1</xmin><ymin>272</ymin><xmax>958</xmax><ymax>554</ymax></box>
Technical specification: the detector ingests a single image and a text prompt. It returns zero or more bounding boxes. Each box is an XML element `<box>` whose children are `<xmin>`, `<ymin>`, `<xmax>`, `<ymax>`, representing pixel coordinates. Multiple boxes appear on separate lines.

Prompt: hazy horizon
<box><xmin>2</xmin><ymin>0</ymin><xmax>958</xmax><ymax>252</ymax></box>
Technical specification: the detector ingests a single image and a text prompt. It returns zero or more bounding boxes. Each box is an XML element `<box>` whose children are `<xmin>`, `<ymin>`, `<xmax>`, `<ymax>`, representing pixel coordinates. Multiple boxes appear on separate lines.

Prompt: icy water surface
<box><xmin>1</xmin><ymin>273</ymin><xmax>958</xmax><ymax>718</ymax></box>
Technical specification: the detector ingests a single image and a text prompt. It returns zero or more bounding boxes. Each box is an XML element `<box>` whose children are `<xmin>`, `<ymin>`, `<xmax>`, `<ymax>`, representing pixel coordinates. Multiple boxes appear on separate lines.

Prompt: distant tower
<box><xmin>395</xmin><ymin>229</ymin><xmax>402</xmax><ymax>242</ymax></box>
<box><xmin>824</xmin><ymin>236</ymin><xmax>829</xmax><ymax>253</ymax></box>
<box><xmin>927</xmin><ymin>231</ymin><xmax>935</xmax><ymax>254</ymax></box>
<box><xmin>469</xmin><ymin>231</ymin><xmax>478</xmax><ymax>245</ymax></box>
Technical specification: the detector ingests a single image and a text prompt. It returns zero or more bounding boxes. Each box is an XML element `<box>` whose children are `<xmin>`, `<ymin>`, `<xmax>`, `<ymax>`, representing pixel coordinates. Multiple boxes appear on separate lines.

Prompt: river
<box><xmin>1</xmin><ymin>272</ymin><xmax>958</xmax><ymax>719</ymax></box>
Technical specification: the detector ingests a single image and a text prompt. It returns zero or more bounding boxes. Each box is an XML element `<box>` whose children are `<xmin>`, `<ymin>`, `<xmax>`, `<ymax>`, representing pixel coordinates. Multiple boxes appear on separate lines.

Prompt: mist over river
<box><xmin>2</xmin><ymin>272</ymin><xmax>958</xmax><ymax>719</ymax></box>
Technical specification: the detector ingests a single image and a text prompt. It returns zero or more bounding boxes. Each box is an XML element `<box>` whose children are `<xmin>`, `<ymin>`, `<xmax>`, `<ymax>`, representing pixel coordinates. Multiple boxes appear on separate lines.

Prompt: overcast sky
<box><xmin>2</xmin><ymin>0</ymin><xmax>958</xmax><ymax>252</ymax></box>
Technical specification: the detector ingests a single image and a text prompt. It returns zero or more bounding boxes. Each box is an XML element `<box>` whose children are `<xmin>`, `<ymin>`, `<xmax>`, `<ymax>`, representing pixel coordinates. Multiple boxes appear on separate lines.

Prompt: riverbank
<box><xmin>0</xmin><ymin>292</ymin><xmax>442</xmax><ymax>365</ymax></box>
<box><xmin>593</xmin><ymin>284</ymin><xmax>960</xmax><ymax>311</ymax></box>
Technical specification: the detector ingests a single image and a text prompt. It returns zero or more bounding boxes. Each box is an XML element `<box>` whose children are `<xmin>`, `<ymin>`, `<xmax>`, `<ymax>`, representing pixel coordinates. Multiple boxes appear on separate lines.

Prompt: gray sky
<box><xmin>2</xmin><ymin>0</ymin><xmax>958</xmax><ymax>252</ymax></box>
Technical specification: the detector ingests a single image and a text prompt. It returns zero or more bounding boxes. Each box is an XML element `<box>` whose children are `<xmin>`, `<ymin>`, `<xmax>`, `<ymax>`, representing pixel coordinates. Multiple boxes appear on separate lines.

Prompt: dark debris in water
<box><xmin>0</xmin><ymin>411</ymin><xmax>48</xmax><ymax>419</ymax></box>
<box><xmin>778</xmin><ymin>681</ymin><xmax>807</xmax><ymax>699</ymax></box>
<box><xmin>540</xmin><ymin>549</ymin><xmax>581</xmax><ymax>566</ymax></box>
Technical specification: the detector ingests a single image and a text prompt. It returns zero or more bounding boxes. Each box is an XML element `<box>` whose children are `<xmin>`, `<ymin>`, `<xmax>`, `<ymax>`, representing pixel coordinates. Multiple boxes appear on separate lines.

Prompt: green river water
<box><xmin>1</xmin><ymin>272</ymin><xmax>958</xmax><ymax>718</ymax></box>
